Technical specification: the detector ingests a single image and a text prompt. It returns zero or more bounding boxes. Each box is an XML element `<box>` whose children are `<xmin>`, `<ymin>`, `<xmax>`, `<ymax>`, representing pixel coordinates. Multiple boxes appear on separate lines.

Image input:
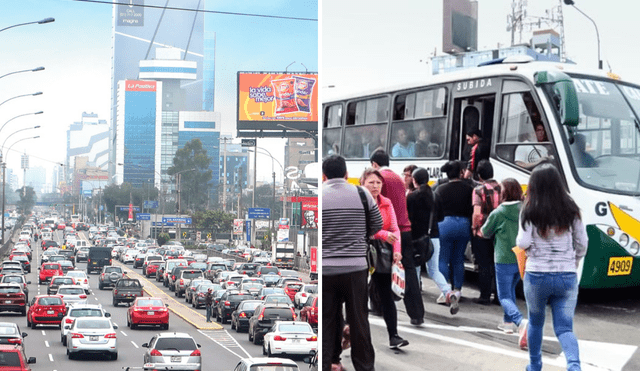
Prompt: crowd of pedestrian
<box><xmin>322</xmin><ymin>147</ymin><xmax>588</xmax><ymax>371</ymax></box>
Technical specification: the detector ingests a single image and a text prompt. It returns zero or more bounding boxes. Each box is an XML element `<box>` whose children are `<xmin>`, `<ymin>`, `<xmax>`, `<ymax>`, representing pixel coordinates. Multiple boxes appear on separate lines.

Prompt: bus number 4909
<box><xmin>607</xmin><ymin>257</ymin><xmax>633</xmax><ymax>276</ymax></box>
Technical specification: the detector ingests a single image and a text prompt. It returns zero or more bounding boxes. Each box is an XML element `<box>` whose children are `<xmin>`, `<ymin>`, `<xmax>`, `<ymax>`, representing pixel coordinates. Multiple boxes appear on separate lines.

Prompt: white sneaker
<box><xmin>497</xmin><ymin>322</ymin><xmax>516</xmax><ymax>334</ymax></box>
<box><xmin>436</xmin><ymin>293</ymin><xmax>447</xmax><ymax>305</ymax></box>
<box><xmin>518</xmin><ymin>319</ymin><xmax>529</xmax><ymax>350</ymax></box>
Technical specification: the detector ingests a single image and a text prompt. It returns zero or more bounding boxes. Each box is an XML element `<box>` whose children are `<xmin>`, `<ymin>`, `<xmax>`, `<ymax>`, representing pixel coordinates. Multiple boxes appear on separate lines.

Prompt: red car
<box><xmin>38</xmin><ymin>263</ymin><xmax>63</xmax><ymax>285</ymax></box>
<box><xmin>27</xmin><ymin>295</ymin><xmax>66</xmax><ymax>329</ymax></box>
<box><xmin>144</xmin><ymin>261</ymin><xmax>162</xmax><ymax>278</ymax></box>
<box><xmin>0</xmin><ymin>344</ymin><xmax>36</xmax><ymax>370</ymax></box>
<box><xmin>284</xmin><ymin>281</ymin><xmax>303</xmax><ymax>301</ymax></box>
<box><xmin>126</xmin><ymin>297</ymin><xmax>169</xmax><ymax>330</ymax></box>
<box><xmin>300</xmin><ymin>294</ymin><xmax>318</xmax><ymax>329</ymax></box>
<box><xmin>0</xmin><ymin>283</ymin><xmax>27</xmax><ymax>316</ymax></box>
<box><xmin>57</xmin><ymin>223</ymin><xmax>66</xmax><ymax>230</ymax></box>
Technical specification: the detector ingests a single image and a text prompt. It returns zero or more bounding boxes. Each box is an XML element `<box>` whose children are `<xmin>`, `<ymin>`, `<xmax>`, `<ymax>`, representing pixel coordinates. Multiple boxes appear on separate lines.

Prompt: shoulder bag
<box><xmin>356</xmin><ymin>186</ymin><xmax>377</xmax><ymax>275</ymax></box>
<box><xmin>412</xmin><ymin>191</ymin><xmax>436</xmax><ymax>265</ymax></box>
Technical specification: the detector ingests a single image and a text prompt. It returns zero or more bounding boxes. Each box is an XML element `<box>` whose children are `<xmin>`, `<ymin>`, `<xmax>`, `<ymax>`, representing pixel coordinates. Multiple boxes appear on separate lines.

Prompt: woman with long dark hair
<box><xmin>360</xmin><ymin>168</ymin><xmax>408</xmax><ymax>349</ymax></box>
<box><xmin>435</xmin><ymin>160</ymin><xmax>474</xmax><ymax>307</ymax></box>
<box><xmin>516</xmin><ymin>164</ymin><xmax>588</xmax><ymax>371</ymax></box>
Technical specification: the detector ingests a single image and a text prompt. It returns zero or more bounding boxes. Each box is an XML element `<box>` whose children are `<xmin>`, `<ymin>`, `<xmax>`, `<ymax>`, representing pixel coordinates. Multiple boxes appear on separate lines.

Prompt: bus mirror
<box><xmin>534</xmin><ymin>70</ymin><xmax>579</xmax><ymax>127</ymax></box>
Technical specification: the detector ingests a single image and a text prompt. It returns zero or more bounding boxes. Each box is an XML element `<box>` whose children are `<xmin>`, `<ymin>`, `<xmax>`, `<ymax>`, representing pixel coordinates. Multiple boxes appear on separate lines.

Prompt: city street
<box><xmin>338</xmin><ymin>273</ymin><xmax>640</xmax><ymax>371</ymax></box>
<box><xmin>2</xmin><ymin>230</ymin><xmax>312</xmax><ymax>371</ymax></box>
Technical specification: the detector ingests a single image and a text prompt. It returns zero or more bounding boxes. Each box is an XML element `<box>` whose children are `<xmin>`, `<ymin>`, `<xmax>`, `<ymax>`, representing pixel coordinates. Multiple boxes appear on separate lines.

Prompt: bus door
<box><xmin>448</xmin><ymin>77</ymin><xmax>500</xmax><ymax>166</ymax></box>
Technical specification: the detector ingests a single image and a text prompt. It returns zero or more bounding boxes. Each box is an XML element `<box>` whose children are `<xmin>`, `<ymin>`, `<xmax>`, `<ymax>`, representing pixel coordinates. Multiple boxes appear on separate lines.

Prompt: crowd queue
<box><xmin>322</xmin><ymin>138</ymin><xmax>587</xmax><ymax>371</ymax></box>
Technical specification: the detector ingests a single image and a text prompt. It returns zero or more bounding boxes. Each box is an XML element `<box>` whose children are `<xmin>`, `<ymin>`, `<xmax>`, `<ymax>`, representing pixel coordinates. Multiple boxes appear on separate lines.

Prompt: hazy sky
<box><xmin>322</xmin><ymin>0</ymin><xmax>640</xmax><ymax>100</ymax></box>
<box><xmin>2</xmin><ymin>0</ymin><xmax>318</xmax><ymax>185</ymax></box>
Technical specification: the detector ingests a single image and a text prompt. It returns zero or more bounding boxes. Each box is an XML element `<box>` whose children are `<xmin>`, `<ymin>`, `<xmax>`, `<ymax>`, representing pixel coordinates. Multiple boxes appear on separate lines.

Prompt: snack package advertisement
<box><xmin>237</xmin><ymin>72</ymin><xmax>318</xmax><ymax>124</ymax></box>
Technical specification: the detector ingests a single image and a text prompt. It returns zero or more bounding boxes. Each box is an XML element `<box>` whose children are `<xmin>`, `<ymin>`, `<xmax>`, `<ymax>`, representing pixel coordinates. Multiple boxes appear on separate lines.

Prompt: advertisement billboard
<box><xmin>233</xmin><ymin>219</ymin><xmax>244</xmax><ymax>235</ymax></box>
<box><xmin>301</xmin><ymin>198</ymin><xmax>318</xmax><ymax>229</ymax></box>
<box><xmin>237</xmin><ymin>72</ymin><xmax>318</xmax><ymax>135</ymax></box>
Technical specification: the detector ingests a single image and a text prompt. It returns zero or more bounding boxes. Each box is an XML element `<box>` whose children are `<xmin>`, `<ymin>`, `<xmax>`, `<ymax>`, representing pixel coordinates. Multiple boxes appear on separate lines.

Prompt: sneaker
<box><xmin>389</xmin><ymin>334</ymin><xmax>409</xmax><ymax>348</ymax></box>
<box><xmin>436</xmin><ymin>293</ymin><xmax>447</xmax><ymax>305</ymax></box>
<box><xmin>518</xmin><ymin>319</ymin><xmax>529</xmax><ymax>350</ymax></box>
<box><xmin>497</xmin><ymin>322</ymin><xmax>516</xmax><ymax>334</ymax></box>
<box><xmin>447</xmin><ymin>291</ymin><xmax>460</xmax><ymax>315</ymax></box>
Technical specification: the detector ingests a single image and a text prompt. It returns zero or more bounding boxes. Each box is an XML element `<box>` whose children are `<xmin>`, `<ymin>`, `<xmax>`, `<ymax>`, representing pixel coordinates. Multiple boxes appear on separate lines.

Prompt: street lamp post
<box><xmin>173</xmin><ymin>168</ymin><xmax>196</xmax><ymax>243</ymax></box>
<box><xmin>0</xmin><ymin>92</ymin><xmax>42</xmax><ymax>109</ymax></box>
<box><xmin>0</xmin><ymin>111</ymin><xmax>43</xmax><ymax>138</ymax></box>
<box><xmin>0</xmin><ymin>17</ymin><xmax>54</xmax><ymax>33</ymax></box>
<box><xmin>0</xmin><ymin>67</ymin><xmax>45</xmax><ymax>81</ymax></box>
<box><xmin>1</xmin><ymin>135</ymin><xmax>39</xmax><ymax>243</ymax></box>
<box><xmin>249</xmin><ymin>147</ymin><xmax>285</xmax><ymax>248</ymax></box>
<box><xmin>564</xmin><ymin>0</ymin><xmax>602</xmax><ymax>70</ymax></box>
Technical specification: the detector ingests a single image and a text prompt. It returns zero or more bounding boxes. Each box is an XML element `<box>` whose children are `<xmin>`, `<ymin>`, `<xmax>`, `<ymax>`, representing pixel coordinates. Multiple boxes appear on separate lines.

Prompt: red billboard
<box><xmin>301</xmin><ymin>198</ymin><xmax>318</xmax><ymax>229</ymax></box>
<box><xmin>125</xmin><ymin>80</ymin><xmax>157</xmax><ymax>92</ymax></box>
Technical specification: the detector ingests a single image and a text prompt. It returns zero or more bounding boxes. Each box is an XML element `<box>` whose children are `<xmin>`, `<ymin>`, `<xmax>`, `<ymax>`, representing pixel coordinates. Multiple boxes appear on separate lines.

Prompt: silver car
<box><xmin>56</xmin><ymin>285</ymin><xmax>89</xmax><ymax>306</ymax></box>
<box><xmin>60</xmin><ymin>304</ymin><xmax>110</xmax><ymax>345</ymax></box>
<box><xmin>142</xmin><ymin>332</ymin><xmax>201</xmax><ymax>371</ymax></box>
<box><xmin>65</xmin><ymin>317</ymin><xmax>118</xmax><ymax>360</ymax></box>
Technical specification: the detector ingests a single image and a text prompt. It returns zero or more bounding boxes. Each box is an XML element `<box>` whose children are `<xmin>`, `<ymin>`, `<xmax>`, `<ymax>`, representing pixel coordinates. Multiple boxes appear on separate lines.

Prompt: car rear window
<box><xmin>243</xmin><ymin>264</ymin><xmax>259</xmax><ymax>270</ymax></box>
<box><xmin>69</xmin><ymin>309</ymin><xmax>103</xmax><ymax>317</ymax></box>
<box><xmin>304</xmin><ymin>285</ymin><xmax>318</xmax><ymax>293</ymax></box>
<box><xmin>39</xmin><ymin>297</ymin><xmax>63</xmax><ymax>305</ymax></box>
<box><xmin>2</xmin><ymin>276</ymin><xmax>22</xmax><ymax>283</ymax></box>
<box><xmin>228</xmin><ymin>294</ymin><xmax>252</xmax><ymax>301</ymax></box>
<box><xmin>278</xmin><ymin>324</ymin><xmax>312</xmax><ymax>333</ymax></box>
<box><xmin>155</xmin><ymin>337</ymin><xmax>196</xmax><ymax>351</ymax></box>
<box><xmin>0</xmin><ymin>326</ymin><xmax>18</xmax><ymax>335</ymax></box>
<box><xmin>183</xmin><ymin>272</ymin><xmax>202</xmax><ymax>279</ymax></box>
<box><xmin>117</xmin><ymin>280</ymin><xmax>141</xmax><ymax>288</ymax></box>
<box><xmin>104</xmin><ymin>267</ymin><xmax>121</xmax><ymax>273</ymax></box>
<box><xmin>240</xmin><ymin>301</ymin><xmax>261</xmax><ymax>310</ymax></box>
<box><xmin>0</xmin><ymin>287</ymin><xmax>20</xmax><ymax>294</ymax></box>
<box><xmin>76</xmin><ymin>319</ymin><xmax>111</xmax><ymax>329</ymax></box>
<box><xmin>44</xmin><ymin>264</ymin><xmax>60</xmax><ymax>270</ymax></box>
<box><xmin>59</xmin><ymin>287</ymin><xmax>84</xmax><ymax>295</ymax></box>
<box><xmin>286</xmin><ymin>283</ymin><xmax>303</xmax><ymax>290</ymax></box>
<box><xmin>259</xmin><ymin>267</ymin><xmax>279</xmax><ymax>274</ymax></box>
<box><xmin>137</xmin><ymin>299</ymin><xmax>163</xmax><ymax>307</ymax></box>
<box><xmin>263</xmin><ymin>308</ymin><xmax>294</xmax><ymax>319</ymax></box>
<box><xmin>0</xmin><ymin>351</ymin><xmax>21</xmax><ymax>367</ymax></box>
<box><xmin>53</xmin><ymin>278</ymin><xmax>75</xmax><ymax>285</ymax></box>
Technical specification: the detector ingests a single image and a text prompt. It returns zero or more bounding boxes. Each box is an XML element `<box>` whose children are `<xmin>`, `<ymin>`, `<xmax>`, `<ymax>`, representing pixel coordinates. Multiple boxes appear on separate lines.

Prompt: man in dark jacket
<box><xmin>205</xmin><ymin>288</ymin><xmax>214</xmax><ymax>323</ymax></box>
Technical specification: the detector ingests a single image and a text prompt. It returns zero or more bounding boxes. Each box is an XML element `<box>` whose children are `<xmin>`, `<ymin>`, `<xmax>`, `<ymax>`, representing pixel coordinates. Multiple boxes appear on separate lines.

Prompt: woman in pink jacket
<box><xmin>361</xmin><ymin>168</ymin><xmax>408</xmax><ymax>349</ymax></box>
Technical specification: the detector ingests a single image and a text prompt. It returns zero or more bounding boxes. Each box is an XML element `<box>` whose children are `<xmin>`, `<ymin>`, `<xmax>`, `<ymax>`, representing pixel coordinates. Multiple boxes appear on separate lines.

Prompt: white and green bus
<box><xmin>323</xmin><ymin>56</ymin><xmax>640</xmax><ymax>289</ymax></box>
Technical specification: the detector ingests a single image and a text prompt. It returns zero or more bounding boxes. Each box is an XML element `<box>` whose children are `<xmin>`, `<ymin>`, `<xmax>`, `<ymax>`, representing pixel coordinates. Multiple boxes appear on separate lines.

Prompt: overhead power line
<box><xmin>73</xmin><ymin>0</ymin><xmax>317</xmax><ymax>22</ymax></box>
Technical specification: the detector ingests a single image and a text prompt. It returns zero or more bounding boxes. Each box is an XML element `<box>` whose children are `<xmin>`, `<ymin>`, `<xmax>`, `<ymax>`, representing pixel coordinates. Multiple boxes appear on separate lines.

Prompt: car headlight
<box><xmin>619</xmin><ymin>233</ymin><xmax>630</xmax><ymax>247</ymax></box>
<box><xmin>630</xmin><ymin>241</ymin><xmax>640</xmax><ymax>256</ymax></box>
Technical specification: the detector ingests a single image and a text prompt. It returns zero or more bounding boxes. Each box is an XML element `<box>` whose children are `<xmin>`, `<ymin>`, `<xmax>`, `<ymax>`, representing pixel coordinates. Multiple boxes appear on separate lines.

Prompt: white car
<box><xmin>60</xmin><ymin>304</ymin><xmax>110</xmax><ymax>345</ymax></box>
<box><xmin>65</xmin><ymin>317</ymin><xmax>118</xmax><ymax>360</ymax></box>
<box><xmin>65</xmin><ymin>271</ymin><xmax>90</xmax><ymax>291</ymax></box>
<box><xmin>262</xmin><ymin>321</ymin><xmax>317</xmax><ymax>357</ymax></box>
<box><xmin>294</xmin><ymin>283</ymin><xmax>318</xmax><ymax>309</ymax></box>
<box><xmin>56</xmin><ymin>284</ymin><xmax>89</xmax><ymax>306</ymax></box>
<box><xmin>122</xmin><ymin>249</ymin><xmax>138</xmax><ymax>264</ymax></box>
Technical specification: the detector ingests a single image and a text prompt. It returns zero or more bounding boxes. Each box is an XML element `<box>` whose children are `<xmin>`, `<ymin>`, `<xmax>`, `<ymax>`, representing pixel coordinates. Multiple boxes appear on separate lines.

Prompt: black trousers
<box><xmin>371</xmin><ymin>271</ymin><xmax>397</xmax><ymax>338</ymax></box>
<box><xmin>400</xmin><ymin>231</ymin><xmax>425</xmax><ymax>321</ymax></box>
<box><xmin>472</xmin><ymin>236</ymin><xmax>496</xmax><ymax>300</ymax></box>
<box><xmin>323</xmin><ymin>270</ymin><xmax>375</xmax><ymax>371</ymax></box>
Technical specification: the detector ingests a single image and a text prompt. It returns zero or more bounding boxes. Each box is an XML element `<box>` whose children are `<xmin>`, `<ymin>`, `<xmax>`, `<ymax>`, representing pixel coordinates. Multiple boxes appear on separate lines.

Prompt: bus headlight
<box><xmin>619</xmin><ymin>234</ymin><xmax>629</xmax><ymax>247</ymax></box>
<box><xmin>630</xmin><ymin>242</ymin><xmax>640</xmax><ymax>256</ymax></box>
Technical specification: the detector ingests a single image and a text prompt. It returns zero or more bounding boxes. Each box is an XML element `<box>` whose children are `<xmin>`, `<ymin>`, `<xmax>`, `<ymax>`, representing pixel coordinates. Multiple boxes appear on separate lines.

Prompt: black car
<box><xmin>231</xmin><ymin>300</ymin><xmax>261</xmax><ymax>332</ymax></box>
<box><xmin>112</xmin><ymin>278</ymin><xmax>143</xmax><ymax>306</ymax></box>
<box><xmin>87</xmin><ymin>247</ymin><xmax>112</xmax><ymax>274</ymax></box>
<box><xmin>47</xmin><ymin>276</ymin><xmax>75</xmax><ymax>295</ymax></box>
<box><xmin>215</xmin><ymin>290</ymin><xmax>253</xmax><ymax>324</ymax></box>
<box><xmin>248</xmin><ymin>303</ymin><xmax>296</xmax><ymax>344</ymax></box>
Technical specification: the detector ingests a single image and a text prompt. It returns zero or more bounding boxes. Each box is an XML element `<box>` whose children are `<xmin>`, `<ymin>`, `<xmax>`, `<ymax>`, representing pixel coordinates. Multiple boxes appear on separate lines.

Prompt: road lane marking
<box><xmin>41</xmin><ymin>330</ymin><xmax>46</xmax><ymax>336</ymax></box>
<box><xmin>121</xmin><ymin>330</ymin><xmax>128</xmax><ymax>337</ymax></box>
<box><xmin>48</xmin><ymin>354</ymin><xmax>53</xmax><ymax>362</ymax></box>
<box><xmin>45</xmin><ymin>341</ymin><xmax>49</xmax><ymax>347</ymax></box>
<box><xmin>131</xmin><ymin>341</ymin><xmax>139</xmax><ymax>348</ymax></box>
<box><xmin>198</xmin><ymin>329</ymin><xmax>251</xmax><ymax>358</ymax></box>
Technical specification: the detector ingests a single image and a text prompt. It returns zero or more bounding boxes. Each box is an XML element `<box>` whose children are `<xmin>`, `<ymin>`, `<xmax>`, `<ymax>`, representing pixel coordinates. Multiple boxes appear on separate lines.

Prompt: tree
<box><xmin>168</xmin><ymin>138</ymin><xmax>213</xmax><ymax>213</ymax></box>
<box><xmin>16</xmin><ymin>186</ymin><xmax>35</xmax><ymax>215</ymax></box>
<box><xmin>192</xmin><ymin>209</ymin><xmax>234</xmax><ymax>235</ymax></box>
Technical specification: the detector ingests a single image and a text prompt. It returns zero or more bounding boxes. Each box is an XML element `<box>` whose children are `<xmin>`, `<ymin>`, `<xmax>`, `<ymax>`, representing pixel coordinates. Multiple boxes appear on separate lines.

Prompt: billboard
<box><xmin>233</xmin><ymin>219</ymin><xmax>244</xmax><ymax>235</ymax></box>
<box><xmin>237</xmin><ymin>72</ymin><xmax>318</xmax><ymax>136</ymax></box>
<box><xmin>301</xmin><ymin>198</ymin><xmax>318</xmax><ymax>229</ymax></box>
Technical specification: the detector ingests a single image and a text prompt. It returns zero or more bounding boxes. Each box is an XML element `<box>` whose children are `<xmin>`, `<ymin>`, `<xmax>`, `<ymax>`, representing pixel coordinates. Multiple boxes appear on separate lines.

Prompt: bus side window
<box><xmin>322</xmin><ymin>104</ymin><xmax>342</xmax><ymax>156</ymax></box>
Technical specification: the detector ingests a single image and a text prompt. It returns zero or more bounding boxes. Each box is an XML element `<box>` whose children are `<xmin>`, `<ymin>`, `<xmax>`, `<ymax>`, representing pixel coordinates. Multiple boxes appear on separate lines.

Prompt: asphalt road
<box><xmin>3</xmin><ymin>229</ymin><xmax>313</xmax><ymax>371</ymax></box>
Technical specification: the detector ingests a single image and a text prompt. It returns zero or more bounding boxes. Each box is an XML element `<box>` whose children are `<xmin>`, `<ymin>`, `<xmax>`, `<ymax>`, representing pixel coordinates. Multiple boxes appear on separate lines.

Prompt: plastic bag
<box><xmin>512</xmin><ymin>246</ymin><xmax>527</xmax><ymax>279</ymax></box>
<box><xmin>391</xmin><ymin>262</ymin><xmax>405</xmax><ymax>299</ymax></box>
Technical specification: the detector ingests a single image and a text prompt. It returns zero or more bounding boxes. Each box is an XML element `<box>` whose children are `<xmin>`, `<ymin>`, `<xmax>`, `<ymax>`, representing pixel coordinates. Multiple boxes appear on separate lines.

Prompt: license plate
<box><xmin>47</xmin><ymin>310</ymin><xmax>54</xmax><ymax>314</ymax></box>
<box><xmin>608</xmin><ymin>257</ymin><xmax>633</xmax><ymax>276</ymax></box>
<box><xmin>171</xmin><ymin>356</ymin><xmax>181</xmax><ymax>362</ymax></box>
<box><xmin>4</xmin><ymin>300</ymin><xmax>11</xmax><ymax>304</ymax></box>
<box><xmin>90</xmin><ymin>336</ymin><xmax>98</xmax><ymax>341</ymax></box>
<box><xmin>292</xmin><ymin>339</ymin><xmax>300</xmax><ymax>343</ymax></box>
<box><xmin>147</xmin><ymin>311</ymin><xmax>154</xmax><ymax>315</ymax></box>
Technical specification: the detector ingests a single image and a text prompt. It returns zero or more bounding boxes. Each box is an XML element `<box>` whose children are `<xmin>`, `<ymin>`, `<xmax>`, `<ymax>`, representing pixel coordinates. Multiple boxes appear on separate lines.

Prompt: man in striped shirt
<box><xmin>323</xmin><ymin>154</ymin><xmax>383</xmax><ymax>371</ymax></box>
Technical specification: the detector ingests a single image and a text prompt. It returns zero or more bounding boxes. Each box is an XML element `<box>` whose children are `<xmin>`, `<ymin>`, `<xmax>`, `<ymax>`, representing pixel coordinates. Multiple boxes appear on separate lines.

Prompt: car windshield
<box><xmin>76</xmin><ymin>319</ymin><xmax>111</xmax><ymax>329</ymax></box>
<box><xmin>137</xmin><ymin>299</ymin><xmax>163</xmax><ymax>307</ymax></box>
<box><xmin>155</xmin><ymin>337</ymin><xmax>196</xmax><ymax>351</ymax></box>
<box><xmin>548</xmin><ymin>76</ymin><xmax>640</xmax><ymax>194</ymax></box>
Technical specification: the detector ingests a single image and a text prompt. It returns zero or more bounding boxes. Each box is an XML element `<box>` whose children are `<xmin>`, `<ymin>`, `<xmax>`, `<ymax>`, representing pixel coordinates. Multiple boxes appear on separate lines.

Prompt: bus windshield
<box><xmin>553</xmin><ymin>76</ymin><xmax>640</xmax><ymax>195</ymax></box>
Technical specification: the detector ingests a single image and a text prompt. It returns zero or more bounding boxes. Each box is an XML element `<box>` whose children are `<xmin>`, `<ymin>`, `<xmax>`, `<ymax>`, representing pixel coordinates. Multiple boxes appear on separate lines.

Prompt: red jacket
<box><xmin>373</xmin><ymin>194</ymin><xmax>401</xmax><ymax>253</ymax></box>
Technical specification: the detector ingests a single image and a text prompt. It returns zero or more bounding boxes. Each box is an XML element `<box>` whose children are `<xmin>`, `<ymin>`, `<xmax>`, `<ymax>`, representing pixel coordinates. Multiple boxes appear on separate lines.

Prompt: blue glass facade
<box><xmin>203</xmin><ymin>28</ymin><xmax>215</xmax><ymax>111</ymax></box>
<box><xmin>124</xmin><ymin>91</ymin><xmax>156</xmax><ymax>186</ymax></box>
<box><xmin>220</xmin><ymin>154</ymin><xmax>248</xmax><ymax>193</ymax></box>
<box><xmin>184</xmin><ymin>121</ymin><xmax>215</xmax><ymax>129</ymax></box>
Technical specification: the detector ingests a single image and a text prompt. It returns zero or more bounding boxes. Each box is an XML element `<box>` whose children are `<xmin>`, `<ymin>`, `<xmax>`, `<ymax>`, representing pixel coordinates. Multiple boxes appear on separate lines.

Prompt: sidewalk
<box><xmin>116</xmin><ymin>262</ymin><xmax>223</xmax><ymax>331</ymax></box>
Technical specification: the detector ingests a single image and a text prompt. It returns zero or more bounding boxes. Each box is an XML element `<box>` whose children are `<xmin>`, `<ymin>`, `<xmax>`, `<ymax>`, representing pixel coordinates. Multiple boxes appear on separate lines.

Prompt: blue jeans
<box><xmin>524</xmin><ymin>272</ymin><xmax>581</xmax><ymax>371</ymax></box>
<box><xmin>495</xmin><ymin>263</ymin><xmax>523</xmax><ymax>325</ymax></box>
<box><xmin>438</xmin><ymin>216</ymin><xmax>470</xmax><ymax>290</ymax></box>
<box><xmin>425</xmin><ymin>238</ymin><xmax>451</xmax><ymax>295</ymax></box>
<box><xmin>206</xmin><ymin>304</ymin><xmax>213</xmax><ymax>322</ymax></box>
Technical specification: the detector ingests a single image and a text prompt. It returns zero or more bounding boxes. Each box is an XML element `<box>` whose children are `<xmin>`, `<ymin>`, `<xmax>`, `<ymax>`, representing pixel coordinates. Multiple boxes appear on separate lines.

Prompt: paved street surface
<box><xmin>338</xmin><ymin>273</ymin><xmax>640</xmax><ymax>371</ymax></box>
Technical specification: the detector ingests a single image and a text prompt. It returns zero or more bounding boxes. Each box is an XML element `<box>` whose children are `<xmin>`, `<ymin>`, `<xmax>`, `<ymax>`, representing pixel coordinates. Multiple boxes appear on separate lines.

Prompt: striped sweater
<box><xmin>322</xmin><ymin>178</ymin><xmax>383</xmax><ymax>276</ymax></box>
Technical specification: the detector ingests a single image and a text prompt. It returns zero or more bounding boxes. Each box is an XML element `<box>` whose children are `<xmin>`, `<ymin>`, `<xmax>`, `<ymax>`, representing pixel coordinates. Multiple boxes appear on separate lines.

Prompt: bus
<box><xmin>322</xmin><ymin>56</ymin><xmax>640</xmax><ymax>289</ymax></box>
<box><xmin>71</xmin><ymin>214</ymin><xmax>81</xmax><ymax>224</ymax></box>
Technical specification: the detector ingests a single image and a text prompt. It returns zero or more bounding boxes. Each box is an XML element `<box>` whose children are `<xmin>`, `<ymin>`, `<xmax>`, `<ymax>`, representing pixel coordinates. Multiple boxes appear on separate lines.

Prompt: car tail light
<box><xmin>171</xmin><ymin>275</ymin><xmax>176</xmax><ymax>281</ymax></box>
<box><xmin>179</xmin><ymin>279</ymin><xmax>184</xmax><ymax>285</ymax></box>
<box><xmin>140</xmin><ymin>290</ymin><xmax>144</xmax><ymax>296</ymax></box>
<box><xmin>65</xmin><ymin>318</ymin><xmax>74</xmax><ymax>323</ymax></box>
<box><xmin>239</xmin><ymin>312</ymin><xmax>247</xmax><ymax>318</ymax></box>
<box><xmin>291</xmin><ymin>309</ymin><xmax>297</xmax><ymax>319</ymax></box>
<box><xmin>224</xmin><ymin>301</ymin><xmax>230</xmax><ymax>307</ymax></box>
<box><xmin>190</xmin><ymin>349</ymin><xmax>201</xmax><ymax>357</ymax></box>
<box><xmin>7</xmin><ymin>338</ymin><xmax>21</xmax><ymax>344</ymax></box>
<box><xmin>104</xmin><ymin>333</ymin><xmax>117</xmax><ymax>339</ymax></box>
<box><xmin>258</xmin><ymin>308</ymin><xmax>265</xmax><ymax>320</ymax></box>
<box><xmin>274</xmin><ymin>335</ymin><xmax>287</xmax><ymax>341</ymax></box>
<box><xmin>71</xmin><ymin>333</ymin><xmax>84</xmax><ymax>339</ymax></box>
<box><xmin>306</xmin><ymin>336</ymin><xmax>317</xmax><ymax>341</ymax></box>
<box><xmin>79</xmin><ymin>295</ymin><xmax>87</xmax><ymax>299</ymax></box>
<box><xmin>114</xmin><ymin>289</ymin><xmax>118</xmax><ymax>295</ymax></box>
<box><xmin>150</xmin><ymin>349</ymin><xmax>162</xmax><ymax>356</ymax></box>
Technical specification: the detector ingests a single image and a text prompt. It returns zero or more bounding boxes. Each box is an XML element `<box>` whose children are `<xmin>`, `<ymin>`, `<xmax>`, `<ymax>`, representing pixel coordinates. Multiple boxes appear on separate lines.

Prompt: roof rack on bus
<box><xmin>478</xmin><ymin>55</ymin><xmax>535</xmax><ymax>67</ymax></box>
